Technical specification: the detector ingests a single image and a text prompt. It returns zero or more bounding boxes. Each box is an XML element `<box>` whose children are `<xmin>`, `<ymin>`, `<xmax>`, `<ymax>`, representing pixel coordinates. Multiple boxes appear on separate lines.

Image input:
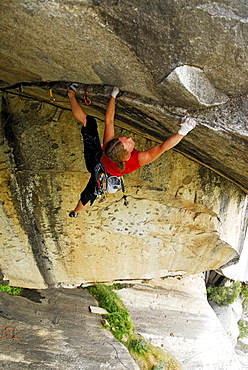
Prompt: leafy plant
<box><xmin>241</xmin><ymin>284</ymin><xmax>248</xmax><ymax>300</ymax></box>
<box><xmin>0</xmin><ymin>284</ymin><xmax>23</xmax><ymax>296</ymax></box>
<box><xmin>238</xmin><ymin>320</ymin><xmax>248</xmax><ymax>339</ymax></box>
<box><xmin>146</xmin><ymin>344</ymin><xmax>182</xmax><ymax>370</ymax></box>
<box><xmin>207</xmin><ymin>281</ymin><xmax>242</xmax><ymax>306</ymax></box>
<box><xmin>206</xmin><ymin>281</ymin><xmax>248</xmax><ymax>339</ymax></box>
<box><xmin>128</xmin><ymin>335</ymin><xmax>148</xmax><ymax>355</ymax></box>
<box><xmin>241</xmin><ymin>284</ymin><xmax>248</xmax><ymax>312</ymax></box>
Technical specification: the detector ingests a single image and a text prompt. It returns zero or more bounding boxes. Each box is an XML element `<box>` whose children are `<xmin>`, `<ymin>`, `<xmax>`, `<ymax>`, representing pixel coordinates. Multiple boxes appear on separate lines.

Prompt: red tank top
<box><xmin>102</xmin><ymin>148</ymin><xmax>141</xmax><ymax>176</ymax></box>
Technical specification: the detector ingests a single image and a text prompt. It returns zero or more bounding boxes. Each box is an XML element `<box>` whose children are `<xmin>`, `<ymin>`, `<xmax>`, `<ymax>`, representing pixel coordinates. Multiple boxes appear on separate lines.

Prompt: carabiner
<box><xmin>49</xmin><ymin>89</ymin><xmax>56</xmax><ymax>102</ymax></box>
<box><xmin>83</xmin><ymin>87</ymin><xmax>92</xmax><ymax>105</ymax></box>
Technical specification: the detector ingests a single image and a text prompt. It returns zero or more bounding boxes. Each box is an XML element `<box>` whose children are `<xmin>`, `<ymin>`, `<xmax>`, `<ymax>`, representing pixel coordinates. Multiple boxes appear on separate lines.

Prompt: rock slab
<box><xmin>0</xmin><ymin>288</ymin><xmax>139</xmax><ymax>369</ymax></box>
<box><xmin>117</xmin><ymin>276</ymin><xmax>243</xmax><ymax>370</ymax></box>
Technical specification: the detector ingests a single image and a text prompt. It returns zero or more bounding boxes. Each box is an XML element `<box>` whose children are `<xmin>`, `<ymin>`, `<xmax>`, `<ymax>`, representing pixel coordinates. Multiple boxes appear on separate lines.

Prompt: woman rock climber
<box><xmin>68</xmin><ymin>84</ymin><xmax>197</xmax><ymax>217</ymax></box>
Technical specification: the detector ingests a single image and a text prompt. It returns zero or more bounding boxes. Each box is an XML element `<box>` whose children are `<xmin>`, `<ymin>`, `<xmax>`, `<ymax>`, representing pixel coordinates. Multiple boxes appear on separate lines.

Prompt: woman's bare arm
<box><xmin>138</xmin><ymin>117</ymin><xmax>197</xmax><ymax>166</ymax></box>
<box><xmin>138</xmin><ymin>133</ymin><xmax>184</xmax><ymax>166</ymax></box>
<box><xmin>103</xmin><ymin>96</ymin><xmax>116</xmax><ymax>145</ymax></box>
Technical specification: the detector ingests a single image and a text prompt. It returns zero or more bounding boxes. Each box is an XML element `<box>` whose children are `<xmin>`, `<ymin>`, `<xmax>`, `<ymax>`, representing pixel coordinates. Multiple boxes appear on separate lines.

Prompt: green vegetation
<box><xmin>88</xmin><ymin>283</ymin><xmax>133</xmax><ymax>341</ymax></box>
<box><xmin>238</xmin><ymin>320</ymin><xmax>248</xmax><ymax>339</ymax></box>
<box><xmin>207</xmin><ymin>281</ymin><xmax>242</xmax><ymax>306</ymax></box>
<box><xmin>206</xmin><ymin>280</ymin><xmax>248</xmax><ymax>309</ymax></box>
<box><xmin>239</xmin><ymin>284</ymin><xmax>248</xmax><ymax>339</ymax></box>
<box><xmin>207</xmin><ymin>280</ymin><xmax>248</xmax><ymax>340</ymax></box>
<box><xmin>128</xmin><ymin>335</ymin><xmax>148</xmax><ymax>355</ymax></box>
<box><xmin>87</xmin><ymin>283</ymin><xmax>181</xmax><ymax>370</ymax></box>
<box><xmin>241</xmin><ymin>284</ymin><xmax>248</xmax><ymax>303</ymax></box>
<box><xmin>0</xmin><ymin>284</ymin><xmax>23</xmax><ymax>296</ymax></box>
<box><xmin>132</xmin><ymin>342</ymin><xmax>182</xmax><ymax>370</ymax></box>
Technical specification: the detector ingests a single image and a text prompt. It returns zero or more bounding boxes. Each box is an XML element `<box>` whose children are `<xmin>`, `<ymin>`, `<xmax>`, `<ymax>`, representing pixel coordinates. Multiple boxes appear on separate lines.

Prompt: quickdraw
<box><xmin>83</xmin><ymin>87</ymin><xmax>92</xmax><ymax>105</ymax></box>
<box><xmin>5</xmin><ymin>85</ymin><xmax>94</xmax><ymax>106</ymax></box>
<box><xmin>49</xmin><ymin>89</ymin><xmax>56</xmax><ymax>102</ymax></box>
<box><xmin>94</xmin><ymin>161</ymin><xmax>108</xmax><ymax>202</ymax></box>
<box><xmin>121</xmin><ymin>177</ymin><xmax>129</xmax><ymax>206</ymax></box>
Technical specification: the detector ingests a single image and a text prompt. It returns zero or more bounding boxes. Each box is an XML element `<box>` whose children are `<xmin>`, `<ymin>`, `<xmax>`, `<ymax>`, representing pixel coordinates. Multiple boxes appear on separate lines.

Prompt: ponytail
<box><xmin>117</xmin><ymin>161</ymin><xmax>126</xmax><ymax>172</ymax></box>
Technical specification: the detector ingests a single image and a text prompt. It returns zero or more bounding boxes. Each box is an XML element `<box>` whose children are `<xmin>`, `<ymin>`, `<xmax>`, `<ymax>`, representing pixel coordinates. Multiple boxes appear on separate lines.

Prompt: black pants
<box><xmin>80</xmin><ymin>116</ymin><xmax>102</xmax><ymax>206</ymax></box>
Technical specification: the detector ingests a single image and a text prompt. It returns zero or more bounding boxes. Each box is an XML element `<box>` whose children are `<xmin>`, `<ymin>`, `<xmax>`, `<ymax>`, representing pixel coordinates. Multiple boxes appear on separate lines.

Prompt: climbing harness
<box><xmin>94</xmin><ymin>160</ymin><xmax>108</xmax><ymax>202</ymax></box>
<box><xmin>94</xmin><ymin>155</ymin><xmax>128</xmax><ymax>206</ymax></box>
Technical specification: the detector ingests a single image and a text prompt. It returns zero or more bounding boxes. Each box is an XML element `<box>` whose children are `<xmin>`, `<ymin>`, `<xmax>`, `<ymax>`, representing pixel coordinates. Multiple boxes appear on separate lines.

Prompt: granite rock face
<box><xmin>117</xmin><ymin>276</ymin><xmax>243</xmax><ymax>370</ymax></box>
<box><xmin>1</xmin><ymin>0</ymin><xmax>247</xmax><ymax>97</ymax></box>
<box><xmin>0</xmin><ymin>2</ymin><xmax>247</xmax><ymax>369</ymax></box>
<box><xmin>0</xmin><ymin>277</ymin><xmax>244</xmax><ymax>370</ymax></box>
<box><xmin>0</xmin><ymin>0</ymin><xmax>247</xmax><ymax>190</ymax></box>
<box><xmin>0</xmin><ymin>94</ymin><xmax>247</xmax><ymax>288</ymax></box>
<box><xmin>0</xmin><ymin>0</ymin><xmax>247</xmax><ymax>287</ymax></box>
<box><xmin>161</xmin><ymin>65</ymin><xmax>229</xmax><ymax>108</ymax></box>
<box><xmin>0</xmin><ymin>288</ymin><xmax>139</xmax><ymax>369</ymax></box>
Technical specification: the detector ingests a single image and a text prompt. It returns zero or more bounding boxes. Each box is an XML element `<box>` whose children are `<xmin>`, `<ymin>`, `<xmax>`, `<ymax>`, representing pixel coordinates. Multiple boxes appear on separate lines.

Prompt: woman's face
<box><xmin>118</xmin><ymin>136</ymin><xmax>135</xmax><ymax>154</ymax></box>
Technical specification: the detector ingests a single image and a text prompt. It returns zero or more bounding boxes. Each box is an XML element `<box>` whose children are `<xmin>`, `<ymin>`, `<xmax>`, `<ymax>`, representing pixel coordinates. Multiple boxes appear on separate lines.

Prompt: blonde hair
<box><xmin>104</xmin><ymin>138</ymin><xmax>129</xmax><ymax>172</ymax></box>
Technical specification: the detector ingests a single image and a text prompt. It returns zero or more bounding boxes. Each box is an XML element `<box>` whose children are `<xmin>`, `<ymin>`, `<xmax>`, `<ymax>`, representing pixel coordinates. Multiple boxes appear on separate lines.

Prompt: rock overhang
<box><xmin>0</xmin><ymin>87</ymin><xmax>247</xmax><ymax>287</ymax></box>
<box><xmin>0</xmin><ymin>0</ymin><xmax>247</xmax><ymax>191</ymax></box>
<box><xmin>1</xmin><ymin>81</ymin><xmax>247</xmax><ymax>193</ymax></box>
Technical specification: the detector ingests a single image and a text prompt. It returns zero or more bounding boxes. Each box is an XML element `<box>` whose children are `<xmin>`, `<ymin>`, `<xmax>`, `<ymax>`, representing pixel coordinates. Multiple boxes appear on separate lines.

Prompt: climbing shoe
<box><xmin>69</xmin><ymin>211</ymin><xmax>78</xmax><ymax>218</ymax></box>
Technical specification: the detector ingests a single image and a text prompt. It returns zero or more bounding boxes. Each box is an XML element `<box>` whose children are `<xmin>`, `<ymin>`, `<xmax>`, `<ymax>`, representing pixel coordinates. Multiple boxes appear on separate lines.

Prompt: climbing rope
<box><xmin>0</xmin><ymin>324</ymin><xmax>27</xmax><ymax>344</ymax></box>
